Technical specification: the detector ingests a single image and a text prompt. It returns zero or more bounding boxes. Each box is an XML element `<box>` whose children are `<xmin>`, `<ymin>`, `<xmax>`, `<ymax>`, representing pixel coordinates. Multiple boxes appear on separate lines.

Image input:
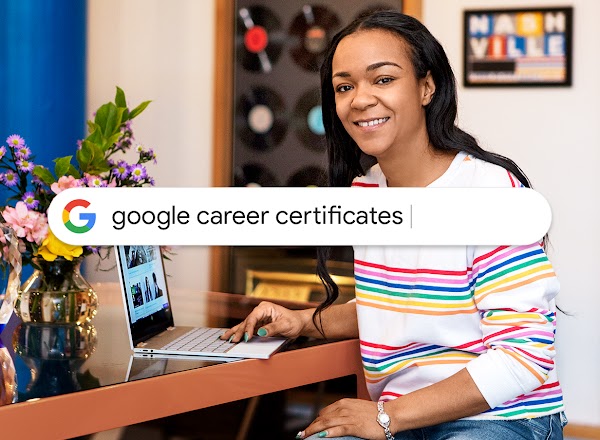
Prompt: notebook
<box><xmin>115</xmin><ymin>245</ymin><xmax>288</xmax><ymax>359</ymax></box>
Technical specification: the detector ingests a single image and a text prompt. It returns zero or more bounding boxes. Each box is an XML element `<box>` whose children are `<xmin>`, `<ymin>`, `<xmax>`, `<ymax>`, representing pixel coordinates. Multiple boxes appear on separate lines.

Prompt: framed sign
<box><xmin>463</xmin><ymin>7</ymin><xmax>573</xmax><ymax>87</ymax></box>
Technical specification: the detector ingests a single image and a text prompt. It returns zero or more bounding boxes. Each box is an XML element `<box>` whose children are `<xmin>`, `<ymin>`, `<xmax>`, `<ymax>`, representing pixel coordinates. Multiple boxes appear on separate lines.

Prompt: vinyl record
<box><xmin>287</xmin><ymin>166</ymin><xmax>327</xmax><ymax>187</ymax></box>
<box><xmin>236</xmin><ymin>6</ymin><xmax>285</xmax><ymax>73</ymax></box>
<box><xmin>234</xmin><ymin>163</ymin><xmax>279</xmax><ymax>187</ymax></box>
<box><xmin>288</xmin><ymin>5</ymin><xmax>341</xmax><ymax>72</ymax></box>
<box><xmin>236</xmin><ymin>86</ymin><xmax>287</xmax><ymax>151</ymax></box>
<box><xmin>293</xmin><ymin>88</ymin><xmax>326</xmax><ymax>151</ymax></box>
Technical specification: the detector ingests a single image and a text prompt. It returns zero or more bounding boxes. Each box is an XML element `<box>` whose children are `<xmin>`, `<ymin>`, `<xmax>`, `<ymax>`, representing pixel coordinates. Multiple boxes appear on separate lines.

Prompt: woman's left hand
<box><xmin>301</xmin><ymin>398</ymin><xmax>387</xmax><ymax>439</ymax></box>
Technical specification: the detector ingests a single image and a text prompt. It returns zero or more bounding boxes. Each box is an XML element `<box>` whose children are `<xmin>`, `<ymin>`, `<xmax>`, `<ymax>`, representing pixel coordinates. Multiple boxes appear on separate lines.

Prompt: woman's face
<box><xmin>331</xmin><ymin>29</ymin><xmax>433</xmax><ymax>159</ymax></box>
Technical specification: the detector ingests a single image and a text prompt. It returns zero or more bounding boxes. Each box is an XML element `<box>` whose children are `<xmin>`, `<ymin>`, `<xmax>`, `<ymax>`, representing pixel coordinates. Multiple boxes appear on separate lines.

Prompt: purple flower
<box><xmin>0</xmin><ymin>146</ymin><xmax>6</xmax><ymax>160</ymax></box>
<box><xmin>6</xmin><ymin>134</ymin><xmax>25</xmax><ymax>148</ymax></box>
<box><xmin>2</xmin><ymin>171</ymin><xmax>18</xmax><ymax>186</ymax></box>
<box><xmin>85</xmin><ymin>245</ymin><xmax>100</xmax><ymax>254</ymax></box>
<box><xmin>32</xmin><ymin>175</ymin><xmax>44</xmax><ymax>186</ymax></box>
<box><xmin>149</xmin><ymin>177</ymin><xmax>155</xmax><ymax>186</ymax></box>
<box><xmin>113</xmin><ymin>161</ymin><xmax>130</xmax><ymax>179</ymax></box>
<box><xmin>139</xmin><ymin>147</ymin><xmax>157</xmax><ymax>164</ymax></box>
<box><xmin>15</xmin><ymin>145</ymin><xmax>31</xmax><ymax>159</ymax></box>
<box><xmin>107</xmin><ymin>158</ymin><xmax>115</xmax><ymax>167</ymax></box>
<box><xmin>77</xmin><ymin>139</ymin><xmax>83</xmax><ymax>150</ymax></box>
<box><xmin>119</xmin><ymin>139</ymin><xmax>132</xmax><ymax>151</ymax></box>
<box><xmin>129</xmin><ymin>164</ymin><xmax>147</xmax><ymax>182</ymax></box>
<box><xmin>121</xmin><ymin>120</ymin><xmax>133</xmax><ymax>135</ymax></box>
<box><xmin>16</xmin><ymin>159</ymin><xmax>34</xmax><ymax>173</ymax></box>
<box><xmin>22</xmin><ymin>192</ymin><xmax>39</xmax><ymax>209</ymax></box>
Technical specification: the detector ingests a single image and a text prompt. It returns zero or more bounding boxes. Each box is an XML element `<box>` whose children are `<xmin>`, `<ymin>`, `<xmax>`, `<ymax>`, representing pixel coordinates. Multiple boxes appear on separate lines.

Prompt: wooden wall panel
<box><xmin>211</xmin><ymin>0</ymin><xmax>422</xmax><ymax>292</ymax></box>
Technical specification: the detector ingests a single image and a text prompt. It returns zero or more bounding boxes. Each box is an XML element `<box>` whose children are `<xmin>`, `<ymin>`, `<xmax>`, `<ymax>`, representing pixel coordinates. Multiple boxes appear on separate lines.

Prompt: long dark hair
<box><xmin>314</xmin><ymin>11</ymin><xmax>541</xmax><ymax>335</ymax></box>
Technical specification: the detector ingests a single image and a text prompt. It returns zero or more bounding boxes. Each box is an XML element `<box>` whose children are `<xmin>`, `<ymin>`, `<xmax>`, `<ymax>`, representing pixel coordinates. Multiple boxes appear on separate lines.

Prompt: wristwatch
<box><xmin>377</xmin><ymin>401</ymin><xmax>395</xmax><ymax>440</ymax></box>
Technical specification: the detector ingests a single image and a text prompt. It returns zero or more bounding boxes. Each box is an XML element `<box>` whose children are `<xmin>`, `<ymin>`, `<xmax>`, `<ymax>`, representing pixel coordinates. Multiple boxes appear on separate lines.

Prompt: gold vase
<box><xmin>15</xmin><ymin>257</ymin><xmax>98</xmax><ymax>325</ymax></box>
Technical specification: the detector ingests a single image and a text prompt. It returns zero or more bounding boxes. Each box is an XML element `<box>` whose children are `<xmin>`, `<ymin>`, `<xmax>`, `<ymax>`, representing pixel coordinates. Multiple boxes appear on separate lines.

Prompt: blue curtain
<box><xmin>0</xmin><ymin>0</ymin><xmax>86</xmax><ymax>278</ymax></box>
<box><xmin>0</xmin><ymin>1</ymin><xmax>87</xmax><ymax>388</ymax></box>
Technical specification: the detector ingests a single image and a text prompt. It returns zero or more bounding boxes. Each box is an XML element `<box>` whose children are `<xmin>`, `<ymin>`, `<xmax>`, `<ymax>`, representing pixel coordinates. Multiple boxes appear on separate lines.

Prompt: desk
<box><xmin>0</xmin><ymin>283</ymin><xmax>368</xmax><ymax>439</ymax></box>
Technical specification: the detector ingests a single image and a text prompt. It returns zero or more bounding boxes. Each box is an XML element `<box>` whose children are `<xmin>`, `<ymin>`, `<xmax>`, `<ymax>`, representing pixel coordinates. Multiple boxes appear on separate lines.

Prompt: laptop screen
<box><xmin>116</xmin><ymin>245</ymin><xmax>174</xmax><ymax>345</ymax></box>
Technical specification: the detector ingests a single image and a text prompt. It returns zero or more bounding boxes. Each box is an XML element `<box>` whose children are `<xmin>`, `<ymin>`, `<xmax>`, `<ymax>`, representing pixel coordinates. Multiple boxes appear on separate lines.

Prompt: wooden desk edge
<box><xmin>0</xmin><ymin>339</ymin><xmax>368</xmax><ymax>439</ymax></box>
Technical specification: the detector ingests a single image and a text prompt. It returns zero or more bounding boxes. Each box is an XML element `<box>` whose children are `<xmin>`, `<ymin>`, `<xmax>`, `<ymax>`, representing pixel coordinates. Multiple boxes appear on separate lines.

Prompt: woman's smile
<box><xmin>354</xmin><ymin>117</ymin><xmax>390</xmax><ymax>129</ymax></box>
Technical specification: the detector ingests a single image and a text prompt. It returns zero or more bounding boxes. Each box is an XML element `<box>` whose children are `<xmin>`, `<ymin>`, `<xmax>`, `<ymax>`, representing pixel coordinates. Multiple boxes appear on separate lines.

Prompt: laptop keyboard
<box><xmin>160</xmin><ymin>327</ymin><xmax>236</xmax><ymax>353</ymax></box>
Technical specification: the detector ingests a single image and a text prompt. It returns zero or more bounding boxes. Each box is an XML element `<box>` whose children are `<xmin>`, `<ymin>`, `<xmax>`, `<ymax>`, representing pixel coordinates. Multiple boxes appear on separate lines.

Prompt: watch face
<box><xmin>378</xmin><ymin>413</ymin><xmax>390</xmax><ymax>426</ymax></box>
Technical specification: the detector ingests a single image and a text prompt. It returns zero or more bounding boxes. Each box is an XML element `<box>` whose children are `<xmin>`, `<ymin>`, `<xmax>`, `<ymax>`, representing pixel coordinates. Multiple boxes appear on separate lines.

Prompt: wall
<box><xmin>86</xmin><ymin>0</ymin><xmax>215</xmax><ymax>290</ymax></box>
<box><xmin>87</xmin><ymin>0</ymin><xmax>599</xmax><ymax>427</ymax></box>
<box><xmin>424</xmin><ymin>0</ymin><xmax>600</xmax><ymax>426</ymax></box>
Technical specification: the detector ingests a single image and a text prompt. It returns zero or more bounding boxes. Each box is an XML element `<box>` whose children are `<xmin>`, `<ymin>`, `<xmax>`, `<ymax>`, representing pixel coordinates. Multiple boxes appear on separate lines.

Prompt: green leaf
<box><xmin>77</xmin><ymin>141</ymin><xmax>94</xmax><ymax>170</ymax></box>
<box><xmin>92</xmin><ymin>163</ymin><xmax>111</xmax><ymax>174</ymax></box>
<box><xmin>114</xmin><ymin>107</ymin><xmax>125</xmax><ymax>133</ymax></box>
<box><xmin>67</xmin><ymin>164</ymin><xmax>81</xmax><ymax>179</ymax></box>
<box><xmin>33</xmin><ymin>166</ymin><xmax>56</xmax><ymax>185</ymax></box>
<box><xmin>129</xmin><ymin>100</ymin><xmax>151</xmax><ymax>119</ymax></box>
<box><xmin>87</xmin><ymin>124</ymin><xmax>103</xmax><ymax>144</ymax></box>
<box><xmin>91</xmin><ymin>143</ymin><xmax>105</xmax><ymax>165</ymax></box>
<box><xmin>102</xmin><ymin>103</ymin><xmax>120</xmax><ymax>138</ymax></box>
<box><xmin>94</xmin><ymin>103</ymin><xmax>112</xmax><ymax>132</ymax></box>
<box><xmin>104</xmin><ymin>106</ymin><xmax>125</xmax><ymax>139</ymax></box>
<box><xmin>54</xmin><ymin>156</ymin><xmax>73</xmax><ymax>177</ymax></box>
<box><xmin>106</xmin><ymin>132</ymin><xmax>122</xmax><ymax>150</ymax></box>
<box><xmin>86</xmin><ymin>125</ymin><xmax>104</xmax><ymax>144</ymax></box>
<box><xmin>115</xmin><ymin>87</ymin><xmax>127</xmax><ymax>108</ymax></box>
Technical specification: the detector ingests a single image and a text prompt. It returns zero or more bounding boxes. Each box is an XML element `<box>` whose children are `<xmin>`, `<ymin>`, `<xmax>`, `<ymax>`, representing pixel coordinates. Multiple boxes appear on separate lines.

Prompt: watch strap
<box><xmin>377</xmin><ymin>401</ymin><xmax>395</xmax><ymax>440</ymax></box>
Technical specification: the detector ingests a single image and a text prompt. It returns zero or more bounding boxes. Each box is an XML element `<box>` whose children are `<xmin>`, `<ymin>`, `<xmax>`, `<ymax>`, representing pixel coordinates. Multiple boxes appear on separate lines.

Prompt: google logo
<box><xmin>63</xmin><ymin>199</ymin><xmax>96</xmax><ymax>233</ymax></box>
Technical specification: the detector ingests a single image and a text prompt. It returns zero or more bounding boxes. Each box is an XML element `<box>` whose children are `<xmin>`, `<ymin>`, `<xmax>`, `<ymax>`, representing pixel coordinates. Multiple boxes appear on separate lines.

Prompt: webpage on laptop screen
<box><xmin>118</xmin><ymin>245</ymin><xmax>169</xmax><ymax>323</ymax></box>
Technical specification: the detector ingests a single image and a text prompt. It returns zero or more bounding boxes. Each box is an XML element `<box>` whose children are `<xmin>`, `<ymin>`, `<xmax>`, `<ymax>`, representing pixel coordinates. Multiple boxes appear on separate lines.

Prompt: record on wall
<box><xmin>293</xmin><ymin>88</ymin><xmax>326</xmax><ymax>151</ymax></box>
<box><xmin>287</xmin><ymin>166</ymin><xmax>327</xmax><ymax>187</ymax></box>
<box><xmin>234</xmin><ymin>163</ymin><xmax>280</xmax><ymax>187</ymax></box>
<box><xmin>288</xmin><ymin>5</ymin><xmax>341</xmax><ymax>72</ymax></box>
<box><xmin>236</xmin><ymin>6</ymin><xmax>285</xmax><ymax>73</ymax></box>
<box><xmin>236</xmin><ymin>86</ymin><xmax>287</xmax><ymax>151</ymax></box>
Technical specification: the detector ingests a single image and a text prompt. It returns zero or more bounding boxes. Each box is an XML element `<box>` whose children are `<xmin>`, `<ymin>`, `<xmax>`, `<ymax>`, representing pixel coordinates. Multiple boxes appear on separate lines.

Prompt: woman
<box><xmin>222</xmin><ymin>11</ymin><xmax>566</xmax><ymax>440</ymax></box>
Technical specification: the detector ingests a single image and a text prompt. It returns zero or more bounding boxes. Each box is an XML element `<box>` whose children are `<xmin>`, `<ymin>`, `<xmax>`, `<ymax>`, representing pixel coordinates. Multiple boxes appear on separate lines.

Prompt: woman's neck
<box><xmin>378</xmin><ymin>138</ymin><xmax>456</xmax><ymax>188</ymax></box>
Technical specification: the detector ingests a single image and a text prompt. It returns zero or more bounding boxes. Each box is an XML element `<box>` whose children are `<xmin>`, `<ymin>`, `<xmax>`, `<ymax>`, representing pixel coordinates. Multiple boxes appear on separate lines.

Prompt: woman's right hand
<box><xmin>220</xmin><ymin>301</ymin><xmax>310</xmax><ymax>343</ymax></box>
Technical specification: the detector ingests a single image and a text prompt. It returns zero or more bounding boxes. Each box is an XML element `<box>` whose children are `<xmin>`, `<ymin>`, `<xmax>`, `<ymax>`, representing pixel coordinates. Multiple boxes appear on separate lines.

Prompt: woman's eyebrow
<box><xmin>333</xmin><ymin>61</ymin><xmax>403</xmax><ymax>79</ymax></box>
<box><xmin>366</xmin><ymin>61</ymin><xmax>402</xmax><ymax>71</ymax></box>
<box><xmin>333</xmin><ymin>71</ymin><xmax>351</xmax><ymax>79</ymax></box>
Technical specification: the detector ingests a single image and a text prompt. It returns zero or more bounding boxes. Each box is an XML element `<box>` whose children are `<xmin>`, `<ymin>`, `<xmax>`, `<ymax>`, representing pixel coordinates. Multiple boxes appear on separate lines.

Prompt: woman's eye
<box><xmin>377</xmin><ymin>77</ymin><xmax>394</xmax><ymax>85</ymax></box>
<box><xmin>336</xmin><ymin>85</ymin><xmax>352</xmax><ymax>93</ymax></box>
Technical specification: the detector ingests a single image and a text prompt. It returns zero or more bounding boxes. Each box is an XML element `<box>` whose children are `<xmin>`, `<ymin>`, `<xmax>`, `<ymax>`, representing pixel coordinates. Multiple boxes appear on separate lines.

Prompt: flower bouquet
<box><xmin>0</xmin><ymin>87</ymin><xmax>156</xmax><ymax>324</ymax></box>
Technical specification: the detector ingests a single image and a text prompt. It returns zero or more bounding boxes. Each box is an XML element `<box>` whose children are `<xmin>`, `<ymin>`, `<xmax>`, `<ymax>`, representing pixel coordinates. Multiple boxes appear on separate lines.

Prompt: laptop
<box><xmin>115</xmin><ymin>245</ymin><xmax>288</xmax><ymax>359</ymax></box>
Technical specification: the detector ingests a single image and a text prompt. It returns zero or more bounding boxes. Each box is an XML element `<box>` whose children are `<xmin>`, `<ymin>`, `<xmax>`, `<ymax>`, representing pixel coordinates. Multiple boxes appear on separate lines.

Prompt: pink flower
<box><xmin>50</xmin><ymin>175</ymin><xmax>82</xmax><ymax>194</ymax></box>
<box><xmin>84</xmin><ymin>173</ymin><xmax>106</xmax><ymax>188</ymax></box>
<box><xmin>2</xmin><ymin>202</ymin><xmax>49</xmax><ymax>245</ymax></box>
